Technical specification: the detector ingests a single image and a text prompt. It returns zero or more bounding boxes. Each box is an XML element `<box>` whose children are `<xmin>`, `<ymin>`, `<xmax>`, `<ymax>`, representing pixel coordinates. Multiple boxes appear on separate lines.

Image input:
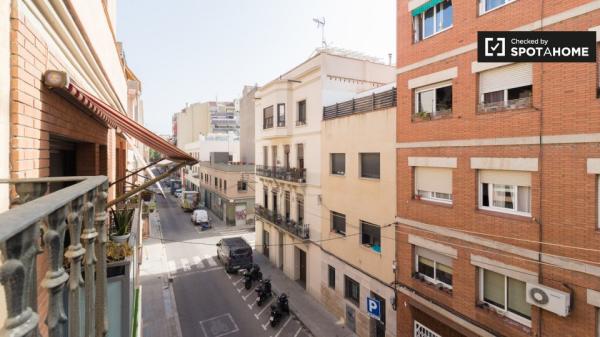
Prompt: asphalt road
<box><xmin>156</xmin><ymin>194</ymin><xmax>312</xmax><ymax>337</ymax></box>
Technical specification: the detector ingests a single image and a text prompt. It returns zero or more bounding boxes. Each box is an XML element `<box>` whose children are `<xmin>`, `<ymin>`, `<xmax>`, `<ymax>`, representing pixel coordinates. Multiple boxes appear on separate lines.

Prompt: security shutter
<box><xmin>479</xmin><ymin>63</ymin><xmax>532</xmax><ymax>94</ymax></box>
<box><xmin>415</xmin><ymin>167</ymin><xmax>452</xmax><ymax>194</ymax></box>
<box><xmin>415</xmin><ymin>246</ymin><xmax>453</xmax><ymax>267</ymax></box>
<box><xmin>479</xmin><ymin>170</ymin><xmax>531</xmax><ymax>187</ymax></box>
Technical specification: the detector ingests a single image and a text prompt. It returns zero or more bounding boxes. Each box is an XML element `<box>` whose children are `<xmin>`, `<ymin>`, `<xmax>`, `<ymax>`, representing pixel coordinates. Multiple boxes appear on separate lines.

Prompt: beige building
<box><xmin>239</xmin><ymin>85</ymin><xmax>257</xmax><ymax>164</ymax></box>
<box><xmin>320</xmin><ymin>84</ymin><xmax>397</xmax><ymax>337</ymax></box>
<box><xmin>254</xmin><ymin>48</ymin><xmax>395</xmax><ymax>301</ymax></box>
<box><xmin>174</xmin><ymin>101</ymin><xmax>239</xmax><ymax>148</ymax></box>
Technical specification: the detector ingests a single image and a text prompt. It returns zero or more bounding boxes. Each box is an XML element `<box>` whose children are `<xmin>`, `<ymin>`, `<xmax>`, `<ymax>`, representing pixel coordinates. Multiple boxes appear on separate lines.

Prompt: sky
<box><xmin>116</xmin><ymin>0</ymin><xmax>396</xmax><ymax>135</ymax></box>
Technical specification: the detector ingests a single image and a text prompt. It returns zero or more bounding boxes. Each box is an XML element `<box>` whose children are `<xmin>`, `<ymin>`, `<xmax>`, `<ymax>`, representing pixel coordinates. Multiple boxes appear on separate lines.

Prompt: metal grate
<box><xmin>414</xmin><ymin>321</ymin><xmax>441</xmax><ymax>337</ymax></box>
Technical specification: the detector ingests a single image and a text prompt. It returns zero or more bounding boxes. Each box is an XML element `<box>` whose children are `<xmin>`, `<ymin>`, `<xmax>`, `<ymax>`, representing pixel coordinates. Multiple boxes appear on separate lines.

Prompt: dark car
<box><xmin>217</xmin><ymin>237</ymin><xmax>253</xmax><ymax>273</ymax></box>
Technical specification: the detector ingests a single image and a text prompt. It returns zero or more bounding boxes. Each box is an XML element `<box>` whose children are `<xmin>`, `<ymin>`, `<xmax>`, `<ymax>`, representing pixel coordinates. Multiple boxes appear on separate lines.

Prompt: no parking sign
<box><xmin>367</xmin><ymin>297</ymin><xmax>381</xmax><ymax>321</ymax></box>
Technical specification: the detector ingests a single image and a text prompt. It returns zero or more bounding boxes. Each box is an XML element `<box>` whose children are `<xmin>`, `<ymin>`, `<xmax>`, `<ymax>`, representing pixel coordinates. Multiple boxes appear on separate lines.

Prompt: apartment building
<box><xmin>183</xmin><ymin>133</ymin><xmax>240</xmax><ymax>162</ymax></box>
<box><xmin>240</xmin><ymin>85</ymin><xmax>258</xmax><ymax>164</ymax></box>
<box><xmin>174</xmin><ymin>101</ymin><xmax>239</xmax><ymax>148</ymax></box>
<box><xmin>396</xmin><ymin>1</ymin><xmax>600</xmax><ymax>337</ymax></box>
<box><xmin>254</xmin><ymin>48</ymin><xmax>395</xmax><ymax>300</ymax></box>
<box><xmin>320</xmin><ymin>84</ymin><xmax>397</xmax><ymax>337</ymax></box>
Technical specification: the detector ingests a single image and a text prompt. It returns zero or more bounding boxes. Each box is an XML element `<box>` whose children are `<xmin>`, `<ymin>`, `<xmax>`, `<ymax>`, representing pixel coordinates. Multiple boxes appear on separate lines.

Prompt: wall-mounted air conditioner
<box><xmin>526</xmin><ymin>283</ymin><xmax>570</xmax><ymax>317</ymax></box>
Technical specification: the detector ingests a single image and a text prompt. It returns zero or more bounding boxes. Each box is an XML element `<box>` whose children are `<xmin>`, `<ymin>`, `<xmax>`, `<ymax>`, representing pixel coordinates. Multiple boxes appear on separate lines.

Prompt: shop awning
<box><xmin>411</xmin><ymin>0</ymin><xmax>443</xmax><ymax>16</ymax></box>
<box><xmin>43</xmin><ymin>70</ymin><xmax>196</xmax><ymax>165</ymax></box>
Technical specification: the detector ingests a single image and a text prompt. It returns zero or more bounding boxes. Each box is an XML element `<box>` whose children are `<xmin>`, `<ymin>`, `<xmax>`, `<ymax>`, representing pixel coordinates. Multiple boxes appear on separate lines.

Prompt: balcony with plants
<box><xmin>255</xmin><ymin>165</ymin><xmax>306</xmax><ymax>184</ymax></box>
<box><xmin>255</xmin><ymin>205</ymin><xmax>309</xmax><ymax>240</ymax></box>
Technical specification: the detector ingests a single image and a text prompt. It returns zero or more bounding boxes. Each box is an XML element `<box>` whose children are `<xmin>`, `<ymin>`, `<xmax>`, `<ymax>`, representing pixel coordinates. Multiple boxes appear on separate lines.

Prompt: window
<box><xmin>415</xmin><ymin>167</ymin><xmax>452</xmax><ymax>204</ymax></box>
<box><xmin>237</xmin><ymin>181</ymin><xmax>247</xmax><ymax>191</ymax></box>
<box><xmin>344</xmin><ymin>275</ymin><xmax>360</xmax><ymax>305</ymax></box>
<box><xmin>263</xmin><ymin>106</ymin><xmax>273</xmax><ymax>129</ymax></box>
<box><xmin>414</xmin><ymin>321</ymin><xmax>441</xmax><ymax>337</ymax></box>
<box><xmin>297</xmin><ymin>100</ymin><xmax>306</xmax><ymax>125</ymax></box>
<box><xmin>219</xmin><ymin>178</ymin><xmax>222</xmax><ymax>189</ymax></box>
<box><xmin>297</xmin><ymin>194</ymin><xmax>304</xmax><ymax>225</ymax></box>
<box><xmin>480</xmin><ymin>269</ymin><xmax>531</xmax><ymax>326</ymax></box>
<box><xmin>263</xmin><ymin>146</ymin><xmax>268</xmax><ymax>167</ymax></box>
<box><xmin>479</xmin><ymin>170</ymin><xmax>531</xmax><ymax>216</ymax></box>
<box><xmin>331</xmin><ymin>211</ymin><xmax>346</xmax><ymax>235</ymax></box>
<box><xmin>297</xmin><ymin>144</ymin><xmax>304</xmax><ymax>170</ymax></box>
<box><xmin>214</xmin><ymin>177</ymin><xmax>218</xmax><ymax>188</ymax></box>
<box><xmin>415</xmin><ymin>247</ymin><xmax>453</xmax><ymax>288</ymax></box>
<box><xmin>415</xmin><ymin>83</ymin><xmax>452</xmax><ymax>117</ymax></box>
<box><xmin>360</xmin><ymin>153</ymin><xmax>380</xmax><ymax>179</ymax></box>
<box><xmin>360</xmin><ymin>221</ymin><xmax>381</xmax><ymax>252</ymax></box>
<box><xmin>224</xmin><ymin>180</ymin><xmax>227</xmax><ymax>191</ymax></box>
<box><xmin>479</xmin><ymin>0</ymin><xmax>515</xmax><ymax>15</ymax></box>
<box><xmin>413</xmin><ymin>0</ymin><xmax>453</xmax><ymax>42</ymax></box>
<box><xmin>328</xmin><ymin>265</ymin><xmax>336</xmax><ymax>289</ymax></box>
<box><xmin>331</xmin><ymin>153</ymin><xmax>345</xmax><ymax>175</ymax></box>
<box><xmin>263</xmin><ymin>187</ymin><xmax>268</xmax><ymax>208</ymax></box>
<box><xmin>479</xmin><ymin>63</ymin><xmax>532</xmax><ymax>112</ymax></box>
<box><xmin>277</xmin><ymin>103</ymin><xmax>286</xmax><ymax>127</ymax></box>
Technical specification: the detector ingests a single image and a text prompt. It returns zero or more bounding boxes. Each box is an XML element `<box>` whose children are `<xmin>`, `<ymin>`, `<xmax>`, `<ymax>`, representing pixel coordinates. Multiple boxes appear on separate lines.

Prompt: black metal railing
<box><xmin>255</xmin><ymin>205</ymin><xmax>309</xmax><ymax>240</ymax></box>
<box><xmin>323</xmin><ymin>87</ymin><xmax>396</xmax><ymax>120</ymax></box>
<box><xmin>256</xmin><ymin>165</ymin><xmax>306</xmax><ymax>183</ymax></box>
<box><xmin>477</xmin><ymin>96</ymin><xmax>532</xmax><ymax>113</ymax></box>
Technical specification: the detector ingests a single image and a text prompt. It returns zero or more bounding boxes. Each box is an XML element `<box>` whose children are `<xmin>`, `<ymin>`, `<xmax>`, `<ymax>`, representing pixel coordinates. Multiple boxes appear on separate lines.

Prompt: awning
<box><xmin>43</xmin><ymin>70</ymin><xmax>196</xmax><ymax>165</ymax></box>
<box><xmin>411</xmin><ymin>0</ymin><xmax>443</xmax><ymax>16</ymax></box>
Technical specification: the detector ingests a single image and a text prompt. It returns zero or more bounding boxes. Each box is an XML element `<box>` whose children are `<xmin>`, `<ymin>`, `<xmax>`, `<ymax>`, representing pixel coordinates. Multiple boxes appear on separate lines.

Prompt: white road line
<box><xmin>226</xmin><ymin>272</ymin><xmax>232</xmax><ymax>279</ymax></box>
<box><xmin>293</xmin><ymin>327</ymin><xmax>302</xmax><ymax>337</ymax></box>
<box><xmin>204</xmin><ymin>255</ymin><xmax>217</xmax><ymax>267</ymax></box>
<box><xmin>237</xmin><ymin>285</ymin><xmax>246</xmax><ymax>293</ymax></box>
<box><xmin>180</xmin><ymin>258</ymin><xmax>191</xmax><ymax>271</ymax></box>
<box><xmin>273</xmin><ymin>316</ymin><xmax>292</xmax><ymax>337</ymax></box>
<box><xmin>242</xmin><ymin>286</ymin><xmax>259</xmax><ymax>301</ymax></box>
<box><xmin>233</xmin><ymin>277</ymin><xmax>245</xmax><ymax>286</ymax></box>
<box><xmin>168</xmin><ymin>260</ymin><xmax>177</xmax><ymax>273</ymax></box>
<box><xmin>192</xmin><ymin>256</ymin><xmax>202</xmax><ymax>266</ymax></box>
<box><xmin>261</xmin><ymin>318</ymin><xmax>270</xmax><ymax>330</ymax></box>
<box><xmin>253</xmin><ymin>298</ymin><xmax>274</xmax><ymax>317</ymax></box>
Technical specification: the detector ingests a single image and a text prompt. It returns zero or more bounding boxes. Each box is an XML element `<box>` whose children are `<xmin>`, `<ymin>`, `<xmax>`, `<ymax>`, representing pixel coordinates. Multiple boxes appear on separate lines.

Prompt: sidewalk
<box><xmin>254</xmin><ymin>253</ymin><xmax>358</xmax><ymax>337</ymax></box>
<box><xmin>140</xmin><ymin>211</ymin><xmax>182</xmax><ymax>337</ymax></box>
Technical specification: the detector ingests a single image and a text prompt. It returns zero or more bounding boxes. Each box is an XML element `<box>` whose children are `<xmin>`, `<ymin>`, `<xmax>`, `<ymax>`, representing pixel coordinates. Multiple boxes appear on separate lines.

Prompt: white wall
<box><xmin>0</xmin><ymin>0</ymin><xmax>10</xmax><ymax>325</ymax></box>
<box><xmin>184</xmin><ymin>133</ymin><xmax>240</xmax><ymax>162</ymax></box>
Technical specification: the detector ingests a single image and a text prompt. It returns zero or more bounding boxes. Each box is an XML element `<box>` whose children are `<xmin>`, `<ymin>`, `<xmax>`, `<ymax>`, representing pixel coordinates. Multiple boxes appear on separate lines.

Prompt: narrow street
<box><xmin>155</xmin><ymin>192</ymin><xmax>312</xmax><ymax>337</ymax></box>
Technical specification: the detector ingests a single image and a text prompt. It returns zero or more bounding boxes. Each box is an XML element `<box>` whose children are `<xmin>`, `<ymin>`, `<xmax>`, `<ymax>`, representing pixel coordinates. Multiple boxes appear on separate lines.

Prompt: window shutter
<box><xmin>479</xmin><ymin>170</ymin><xmax>531</xmax><ymax>187</ymax></box>
<box><xmin>479</xmin><ymin>63</ymin><xmax>532</xmax><ymax>94</ymax></box>
<box><xmin>415</xmin><ymin>167</ymin><xmax>452</xmax><ymax>194</ymax></box>
<box><xmin>415</xmin><ymin>246</ymin><xmax>453</xmax><ymax>267</ymax></box>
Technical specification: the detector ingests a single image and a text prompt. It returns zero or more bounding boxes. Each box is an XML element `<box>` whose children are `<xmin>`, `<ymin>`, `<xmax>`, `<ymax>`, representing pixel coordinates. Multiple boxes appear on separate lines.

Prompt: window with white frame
<box><xmin>414</xmin><ymin>321</ymin><xmax>441</xmax><ymax>337</ymax></box>
<box><xmin>479</xmin><ymin>170</ymin><xmax>531</xmax><ymax>216</ymax></box>
<box><xmin>479</xmin><ymin>268</ymin><xmax>531</xmax><ymax>326</ymax></box>
<box><xmin>479</xmin><ymin>0</ymin><xmax>516</xmax><ymax>15</ymax></box>
<box><xmin>413</xmin><ymin>0</ymin><xmax>453</xmax><ymax>42</ymax></box>
<box><xmin>415</xmin><ymin>167</ymin><xmax>452</xmax><ymax>203</ymax></box>
<box><xmin>479</xmin><ymin>63</ymin><xmax>532</xmax><ymax>112</ymax></box>
<box><xmin>414</xmin><ymin>82</ymin><xmax>452</xmax><ymax>117</ymax></box>
<box><xmin>415</xmin><ymin>247</ymin><xmax>453</xmax><ymax>288</ymax></box>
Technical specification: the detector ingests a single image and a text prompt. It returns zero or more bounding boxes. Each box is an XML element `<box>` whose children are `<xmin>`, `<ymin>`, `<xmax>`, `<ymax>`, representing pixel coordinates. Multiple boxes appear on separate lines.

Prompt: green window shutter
<box><xmin>411</xmin><ymin>0</ymin><xmax>444</xmax><ymax>16</ymax></box>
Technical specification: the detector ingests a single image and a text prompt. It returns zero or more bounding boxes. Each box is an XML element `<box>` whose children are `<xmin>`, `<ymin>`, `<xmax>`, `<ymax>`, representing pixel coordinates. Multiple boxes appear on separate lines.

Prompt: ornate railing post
<box><xmin>65</xmin><ymin>196</ymin><xmax>85</xmax><ymax>337</ymax></box>
<box><xmin>42</xmin><ymin>207</ymin><xmax>69</xmax><ymax>337</ymax></box>
<box><xmin>94</xmin><ymin>181</ymin><xmax>109</xmax><ymax>337</ymax></box>
<box><xmin>82</xmin><ymin>189</ymin><xmax>98</xmax><ymax>337</ymax></box>
<box><xmin>0</xmin><ymin>223</ymin><xmax>40</xmax><ymax>337</ymax></box>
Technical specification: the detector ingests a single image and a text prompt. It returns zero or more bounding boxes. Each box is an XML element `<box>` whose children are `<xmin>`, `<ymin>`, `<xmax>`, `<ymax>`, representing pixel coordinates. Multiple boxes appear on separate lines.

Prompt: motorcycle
<box><xmin>244</xmin><ymin>264</ymin><xmax>263</xmax><ymax>290</ymax></box>
<box><xmin>269</xmin><ymin>293</ymin><xmax>289</xmax><ymax>327</ymax></box>
<box><xmin>255</xmin><ymin>279</ymin><xmax>272</xmax><ymax>306</ymax></box>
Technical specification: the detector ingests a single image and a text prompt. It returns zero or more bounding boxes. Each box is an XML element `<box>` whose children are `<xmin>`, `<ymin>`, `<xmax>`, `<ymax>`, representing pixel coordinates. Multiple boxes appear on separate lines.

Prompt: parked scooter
<box><xmin>244</xmin><ymin>264</ymin><xmax>263</xmax><ymax>289</ymax></box>
<box><xmin>255</xmin><ymin>279</ymin><xmax>272</xmax><ymax>306</ymax></box>
<box><xmin>269</xmin><ymin>293</ymin><xmax>289</xmax><ymax>327</ymax></box>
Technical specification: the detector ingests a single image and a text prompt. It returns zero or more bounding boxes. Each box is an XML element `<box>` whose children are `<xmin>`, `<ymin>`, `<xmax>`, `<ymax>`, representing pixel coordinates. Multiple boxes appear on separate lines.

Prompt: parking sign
<box><xmin>366</xmin><ymin>297</ymin><xmax>381</xmax><ymax>320</ymax></box>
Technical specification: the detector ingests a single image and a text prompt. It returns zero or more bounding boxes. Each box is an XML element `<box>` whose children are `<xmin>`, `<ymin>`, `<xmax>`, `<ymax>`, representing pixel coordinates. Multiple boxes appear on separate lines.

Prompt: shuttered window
<box><xmin>479</xmin><ymin>170</ymin><xmax>531</xmax><ymax>215</ymax></box>
<box><xmin>479</xmin><ymin>64</ymin><xmax>533</xmax><ymax>111</ymax></box>
<box><xmin>415</xmin><ymin>167</ymin><xmax>453</xmax><ymax>203</ymax></box>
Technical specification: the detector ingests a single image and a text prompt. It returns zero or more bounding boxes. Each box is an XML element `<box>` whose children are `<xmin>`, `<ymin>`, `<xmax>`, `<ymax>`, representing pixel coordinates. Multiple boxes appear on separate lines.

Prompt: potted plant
<box><xmin>141</xmin><ymin>190</ymin><xmax>153</xmax><ymax>202</ymax></box>
<box><xmin>110</xmin><ymin>208</ymin><xmax>134</xmax><ymax>243</ymax></box>
<box><xmin>106</xmin><ymin>241</ymin><xmax>133</xmax><ymax>262</ymax></box>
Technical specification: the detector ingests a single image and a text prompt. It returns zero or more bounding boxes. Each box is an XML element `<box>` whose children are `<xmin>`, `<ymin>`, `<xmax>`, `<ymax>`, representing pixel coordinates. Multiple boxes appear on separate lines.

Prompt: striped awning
<box><xmin>411</xmin><ymin>0</ymin><xmax>443</xmax><ymax>16</ymax></box>
<box><xmin>43</xmin><ymin>70</ymin><xmax>196</xmax><ymax>164</ymax></box>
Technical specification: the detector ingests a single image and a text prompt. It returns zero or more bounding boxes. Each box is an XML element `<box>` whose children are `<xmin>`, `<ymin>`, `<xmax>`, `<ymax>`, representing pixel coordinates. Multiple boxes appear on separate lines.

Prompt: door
<box><xmin>298</xmin><ymin>248</ymin><xmax>306</xmax><ymax>289</ymax></box>
<box><xmin>284</xmin><ymin>145</ymin><xmax>290</xmax><ymax>169</ymax></box>
<box><xmin>284</xmin><ymin>191</ymin><xmax>290</xmax><ymax>222</ymax></box>
<box><xmin>263</xmin><ymin>230</ymin><xmax>270</xmax><ymax>258</ymax></box>
<box><xmin>371</xmin><ymin>292</ymin><xmax>386</xmax><ymax>337</ymax></box>
<box><xmin>272</xmin><ymin>191</ymin><xmax>278</xmax><ymax>215</ymax></box>
<box><xmin>278</xmin><ymin>231</ymin><xmax>284</xmax><ymax>270</ymax></box>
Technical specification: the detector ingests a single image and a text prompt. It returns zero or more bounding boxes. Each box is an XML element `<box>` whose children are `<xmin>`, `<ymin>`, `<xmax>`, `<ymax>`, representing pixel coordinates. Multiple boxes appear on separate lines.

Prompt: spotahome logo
<box><xmin>478</xmin><ymin>31</ymin><xmax>596</xmax><ymax>62</ymax></box>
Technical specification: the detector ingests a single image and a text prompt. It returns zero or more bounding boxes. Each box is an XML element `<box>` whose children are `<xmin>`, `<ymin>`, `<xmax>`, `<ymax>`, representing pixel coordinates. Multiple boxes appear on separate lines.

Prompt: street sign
<box><xmin>367</xmin><ymin>297</ymin><xmax>381</xmax><ymax>320</ymax></box>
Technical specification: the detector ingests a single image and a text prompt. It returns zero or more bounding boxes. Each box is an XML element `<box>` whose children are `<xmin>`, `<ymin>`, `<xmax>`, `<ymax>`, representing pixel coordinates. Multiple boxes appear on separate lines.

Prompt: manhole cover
<box><xmin>199</xmin><ymin>313</ymin><xmax>239</xmax><ymax>337</ymax></box>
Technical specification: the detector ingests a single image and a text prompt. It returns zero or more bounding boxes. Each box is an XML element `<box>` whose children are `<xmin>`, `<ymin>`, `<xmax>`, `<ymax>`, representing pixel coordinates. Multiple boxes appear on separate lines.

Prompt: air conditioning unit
<box><xmin>526</xmin><ymin>283</ymin><xmax>570</xmax><ymax>317</ymax></box>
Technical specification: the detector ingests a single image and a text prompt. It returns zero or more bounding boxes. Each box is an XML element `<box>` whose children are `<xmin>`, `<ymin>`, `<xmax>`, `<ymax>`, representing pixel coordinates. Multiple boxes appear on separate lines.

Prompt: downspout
<box><xmin>537</xmin><ymin>1</ymin><xmax>545</xmax><ymax>335</ymax></box>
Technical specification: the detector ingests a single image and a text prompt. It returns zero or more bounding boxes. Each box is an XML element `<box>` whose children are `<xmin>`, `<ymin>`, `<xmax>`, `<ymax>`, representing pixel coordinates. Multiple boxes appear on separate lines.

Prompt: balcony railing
<box><xmin>255</xmin><ymin>205</ymin><xmax>309</xmax><ymax>240</ymax></box>
<box><xmin>0</xmin><ymin>176</ymin><xmax>109</xmax><ymax>337</ymax></box>
<box><xmin>323</xmin><ymin>87</ymin><xmax>397</xmax><ymax>120</ymax></box>
<box><xmin>256</xmin><ymin>165</ymin><xmax>306</xmax><ymax>183</ymax></box>
<box><xmin>477</xmin><ymin>97</ymin><xmax>532</xmax><ymax>113</ymax></box>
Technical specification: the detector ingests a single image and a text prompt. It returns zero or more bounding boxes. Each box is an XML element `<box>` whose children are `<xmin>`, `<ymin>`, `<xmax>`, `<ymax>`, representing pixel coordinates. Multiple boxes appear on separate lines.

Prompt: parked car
<box><xmin>217</xmin><ymin>237</ymin><xmax>253</xmax><ymax>273</ymax></box>
<box><xmin>174</xmin><ymin>189</ymin><xmax>182</xmax><ymax>198</ymax></box>
<box><xmin>191</xmin><ymin>209</ymin><xmax>211</xmax><ymax>230</ymax></box>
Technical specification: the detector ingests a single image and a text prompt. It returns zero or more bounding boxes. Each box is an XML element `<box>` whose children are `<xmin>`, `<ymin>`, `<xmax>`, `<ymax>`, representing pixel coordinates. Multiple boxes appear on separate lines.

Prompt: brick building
<box><xmin>395</xmin><ymin>1</ymin><xmax>600</xmax><ymax>337</ymax></box>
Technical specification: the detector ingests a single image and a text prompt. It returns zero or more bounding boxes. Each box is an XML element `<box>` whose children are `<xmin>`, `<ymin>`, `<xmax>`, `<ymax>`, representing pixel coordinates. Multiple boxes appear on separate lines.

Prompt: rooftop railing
<box><xmin>255</xmin><ymin>165</ymin><xmax>306</xmax><ymax>183</ymax></box>
<box><xmin>255</xmin><ymin>205</ymin><xmax>309</xmax><ymax>240</ymax></box>
<box><xmin>0</xmin><ymin>176</ymin><xmax>109</xmax><ymax>337</ymax></box>
<box><xmin>323</xmin><ymin>87</ymin><xmax>396</xmax><ymax>120</ymax></box>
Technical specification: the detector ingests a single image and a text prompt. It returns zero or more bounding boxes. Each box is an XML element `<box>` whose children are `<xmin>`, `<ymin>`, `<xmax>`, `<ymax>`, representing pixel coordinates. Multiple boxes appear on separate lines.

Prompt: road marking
<box><xmin>253</xmin><ymin>298</ymin><xmax>274</xmax><ymax>317</ymax></box>
<box><xmin>205</xmin><ymin>255</ymin><xmax>217</xmax><ymax>267</ymax></box>
<box><xmin>181</xmin><ymin>258</ymin><xmax>191</xmax><ymax>271</ymax></box>
<box><xmin>242</xmin><ymin>286</ymin><xmax>259</xmax><ymax>301</ymax></box>
<box><xmin>226</xmin><ymin>272</ymin><xmax>232</xmax><ymax>280</ymax></box>
<box><xmin>233</xmin><ymin>277</ymin><xmax>244</xmax><ymax>286</ymax></box>
<box><xmin>192</xmin><ymin>256</ymin><xmax>202</xmax><ymax>266</ymax></box>
<box><xmin>261</xmin><ymin>317</ymin><xmax>270</xmax><ymax>331</ymax></box>
<box><xmin>293</xmin><ymin>327</ymin><xmax>302</xmax><ymax>337</ymax></box>
<box><xmin>199</xmin><ymin>313</ymin><xmax>239</xmax><ymax>337</ymax></box>
<box><xmin>236</xmin><ymin>285</ymin><xmax>245</xmax><ymax>293</ymax></box>
<box><xmin>272</xmin><ymin>316</ymin><xmax>292</xmax><ymax>337</ymax></box>
<box><xmin>168</xmin><ymin>260</ymin><xmax>177</xmax><ymax>273</ymax></box>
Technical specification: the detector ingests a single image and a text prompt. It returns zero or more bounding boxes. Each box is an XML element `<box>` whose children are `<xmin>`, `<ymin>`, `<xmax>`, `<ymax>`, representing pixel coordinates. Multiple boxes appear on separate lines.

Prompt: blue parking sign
<box><xmin>366</xmin><ymin>297</ymin><xmax>381</xmax><ymax>320</ymax></box>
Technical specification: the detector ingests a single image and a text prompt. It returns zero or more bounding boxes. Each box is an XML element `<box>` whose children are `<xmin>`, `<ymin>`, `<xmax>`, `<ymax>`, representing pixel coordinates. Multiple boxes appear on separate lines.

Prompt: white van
<box><xmin>191</xmin><ymin>209</ymin><xmax>209</xmax><ymax>227</ymax></box>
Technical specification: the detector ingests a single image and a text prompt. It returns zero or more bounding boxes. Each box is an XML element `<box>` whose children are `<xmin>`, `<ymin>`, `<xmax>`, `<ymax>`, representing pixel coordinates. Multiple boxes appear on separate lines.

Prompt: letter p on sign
<box><xmin>367</xmin><ymin>297</ymin><xmax>381</xmax><ymax>320</ymax></box>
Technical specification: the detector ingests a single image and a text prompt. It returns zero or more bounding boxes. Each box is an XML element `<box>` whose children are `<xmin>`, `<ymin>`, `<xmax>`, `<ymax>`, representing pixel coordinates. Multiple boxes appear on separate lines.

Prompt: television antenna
<box><xmin>313</xmin><ymin>17</ymin><xmax>327</xmax><ymax>47</ymax></box>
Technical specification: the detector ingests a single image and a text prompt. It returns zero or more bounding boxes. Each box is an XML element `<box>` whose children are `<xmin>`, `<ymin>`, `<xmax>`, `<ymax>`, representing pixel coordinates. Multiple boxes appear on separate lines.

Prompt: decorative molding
<box><xmin>586</xmin><ymin>158</ymin><xmax>600</xmax><ymax>174</ymax></box>
<box><xmin>587</xmin><ymin>289</ymin><xmax>600</xmax><ymax>307</ymax></box>
<box><xmin>470</xmin><ymin>157</ymin><xmax>538</xmax><ymax>172</ymax></box>
<box><xmin>407</xmin><ymin>67</ymin><xmax>458</xmax><ymax>89</ymax></box>
<box><xmin>396</xmin><ymin>133</ymin><xmax>600</xmax><ymax>149</ymax></box>
<box><xmin>471</xmin><ymin>61</ymin><xmax>513</xmax><ymax>73</ymax></box>
<box><xmin>409</xmin><ymin>234</ymin><xmax>458</xmax><ymax>259</ymax></box>
<box><xmin>471</xmin><ymin>254</ymin><xmax>538</xmax><ymax>284</ymax></box>
<box><xmin>408</xmin><ymin>157</ymin><xmax>457</xmax><ymax>168</ymax></box>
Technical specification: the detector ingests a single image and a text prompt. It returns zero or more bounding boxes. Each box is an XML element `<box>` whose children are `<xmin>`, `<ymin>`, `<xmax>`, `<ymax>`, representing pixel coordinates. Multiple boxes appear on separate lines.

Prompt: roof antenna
<box><xmin>313</xmin><ymin>17</ymin><xmax>327</xmax><ymax>47</ymax></box>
